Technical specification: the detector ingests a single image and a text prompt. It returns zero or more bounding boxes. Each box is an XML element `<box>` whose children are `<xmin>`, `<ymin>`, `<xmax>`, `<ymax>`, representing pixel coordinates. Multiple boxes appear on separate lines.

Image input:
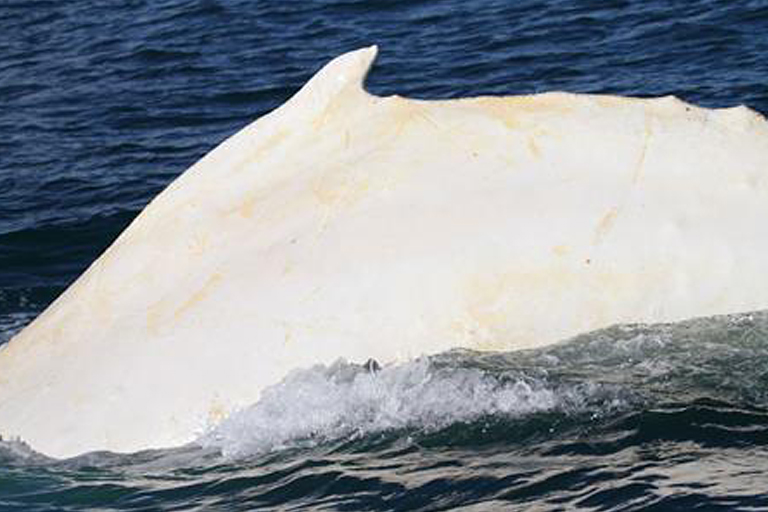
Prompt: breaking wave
<box><xmin>199</xmin><ymin>356</ymin><xmax>631</xmax><ymax>457</ymax></box>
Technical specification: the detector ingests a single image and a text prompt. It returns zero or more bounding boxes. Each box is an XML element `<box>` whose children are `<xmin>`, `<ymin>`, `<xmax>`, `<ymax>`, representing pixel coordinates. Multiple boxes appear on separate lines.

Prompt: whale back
<box><xmin>1</xmin><ymin>46</ymin><xmax>768</xmax><ymax>458</ymax></box>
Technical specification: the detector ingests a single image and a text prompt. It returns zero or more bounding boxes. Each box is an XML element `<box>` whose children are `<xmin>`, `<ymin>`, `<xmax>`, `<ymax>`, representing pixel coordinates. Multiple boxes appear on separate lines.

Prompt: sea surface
<box><xmin>1</xmin><ymin>1</ymin><xmax>768</xmax><ymax>510</ymax></box>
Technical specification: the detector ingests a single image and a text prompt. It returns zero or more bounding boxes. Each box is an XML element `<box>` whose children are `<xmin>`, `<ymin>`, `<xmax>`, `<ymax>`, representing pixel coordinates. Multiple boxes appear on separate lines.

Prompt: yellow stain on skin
<box><xmin>593</xmin><ymin>208</ymin><xmax>619</xmax><ymax>246</ymax></box>
<box><xmin>187</xmin><ymin>232</ymin><xmax>210</xmax><ymax>255</ymax></box>
<box><xmin>454</xmin><ymin>267</ymin><xmax>577</xmax><ymax>350</ymax></box>
<box><xmin>147</xmin><ymin>271</ymin><xmax>223</xmax><ymax>334</ymax></box>
<box><xmin>216</xmin><ymin>128</ymin><xmax>294</xmax><ymax>219</ymax></box>
<box><xmin>311</xmin><ymin>163</ymin><xmax>372</xmax><ymax>209</ymax></box>
<box><xmin>453</xmin><ymin>259</ymin><xmax>664</xmax><ymax>351</ymax></box>
<box><xmin>230</xmin><ymin>128</ymin><xmax>290</xmax><ymax>177</ymax></box>
<box><xmin>382</xmin><ymin>97</ymin><xmax>442</xmax><ymax>140</ymax></box>
<box><xmin>476</xmin><ymin>98</ymin><xmax>523</xmax><ymax>131</ymax></box>
<box><xmin>633</xmin><ymin>122</ymin><xmax>652</xmax><ymax>183</ymax></box>
<box><xmin>236</xmin><ymin>192</ymin><xmax>261</xmax><ymax>218</ymax></box>
<box><xmin>310</xmin><ymin>167</ymin><xmax>375</xmax><ymax>243</ymax></box>
<box><xmin>174</xmin><ymin>273</ymin><xmax>223</xmax><ymax>321</ymax></box>
<box><xmin>474</xmin><ymin>94</ymin><xmax>575</xmax><ymax>132</ymax></box>
<box><xmin>528</xmin><ymin>136</ymin><xmax>541</xmax><ymax>158</ymax></box>
<box><xmin>311</xmin><ymin>167</ymin><xmax>346</xmax><ymax>205</ymax></box>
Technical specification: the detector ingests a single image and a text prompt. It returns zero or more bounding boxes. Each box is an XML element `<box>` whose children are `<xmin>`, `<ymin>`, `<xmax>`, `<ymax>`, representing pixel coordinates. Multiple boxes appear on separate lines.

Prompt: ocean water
<box><xmin>1</xmin><ymin>0</ymin><xmax>768</xmax><ymax>510</ymax></box>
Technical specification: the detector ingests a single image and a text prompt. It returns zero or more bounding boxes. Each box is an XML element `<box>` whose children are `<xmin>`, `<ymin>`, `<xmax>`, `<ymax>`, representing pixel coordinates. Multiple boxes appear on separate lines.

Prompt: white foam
<box><xmin>198</xmin><ymin>357</ymin><xmax>625</xmax><ymax>458</ymax></box>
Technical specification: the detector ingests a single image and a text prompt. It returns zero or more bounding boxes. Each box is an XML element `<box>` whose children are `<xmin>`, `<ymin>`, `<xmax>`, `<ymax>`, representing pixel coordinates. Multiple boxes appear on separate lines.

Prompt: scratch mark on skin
<box><xmin>230</xmin><ymin>129</ymin><xmax>290</xmax><ymax>177</ymax></box>
<box><xmin>633</xmin><ymin>118</ymin><xmax>652</xmax><ymax>183</ymax></box>
<box><xmin>528</xmin><ymin>136</ymin><xmax>541</xmax><ymax>158</ymax></box>
<box><xmin>174</xmin><ymin>273</ymin><xmax>223</xmax><ymax>321</ymax></box>
<box><xmin>311</xmin><ymin>162</ymin><xmax>359</xmax><ymax>242</ymax></box>
<box><xmin>414</xmin><ymin>106</ymin><xmax>439</xmax><ymax>129</ymax></box>
<box><xmin>387</xmin><ymin>98</ymin><xmax>442</xmax><ymax>139</ymax></box>
<box><xmin>593</xmin><ymin>207</ymin><xmax>619</xmax><ymax>246</ymax></box>
<box><xmin>589</xmin><ymin>116</ymin><xmax>652</xmax><ymax>258</ymax></box>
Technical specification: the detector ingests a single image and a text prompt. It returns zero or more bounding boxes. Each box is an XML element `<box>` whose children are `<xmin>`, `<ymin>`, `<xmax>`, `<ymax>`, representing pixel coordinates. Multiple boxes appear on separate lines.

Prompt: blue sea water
<box><xmin>1</xmin><ymin>0</ymin><xmax>768</xmax><ymax>510</ymax></box>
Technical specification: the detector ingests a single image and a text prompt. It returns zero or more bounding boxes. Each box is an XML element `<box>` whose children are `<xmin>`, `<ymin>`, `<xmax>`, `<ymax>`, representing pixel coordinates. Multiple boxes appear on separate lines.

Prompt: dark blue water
<box><xmin>2</xmin><ymin>1</ymin><xmax>768</xmax><ymax>510</ymax></box>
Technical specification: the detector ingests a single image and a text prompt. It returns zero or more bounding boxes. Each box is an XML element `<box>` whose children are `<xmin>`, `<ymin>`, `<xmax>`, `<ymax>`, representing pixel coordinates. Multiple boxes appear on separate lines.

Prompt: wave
<box><xmin>199</xmin><ymin>356</ymin><xmax>632</xmax><ymax>458</ymax></box>
<box><xmin>200</xmin><ymin>311</ymin><xmax>768</xmax><ymax>459</ymax></box>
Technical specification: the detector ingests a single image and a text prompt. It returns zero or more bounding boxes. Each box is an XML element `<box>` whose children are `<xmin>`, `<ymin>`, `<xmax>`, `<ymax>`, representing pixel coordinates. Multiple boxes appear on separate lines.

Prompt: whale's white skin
<box><xmin>1</xmin><ymin>46</ymin><xmax>767</xmax><ymax>458</ymax></box>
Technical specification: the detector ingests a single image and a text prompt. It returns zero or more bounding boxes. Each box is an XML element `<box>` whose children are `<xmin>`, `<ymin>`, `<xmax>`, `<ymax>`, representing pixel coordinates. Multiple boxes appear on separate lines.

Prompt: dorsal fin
<box><xmin>287</xmin><ymin>46</ymin><xmax>378</xmax><ymax>110</ymax></box>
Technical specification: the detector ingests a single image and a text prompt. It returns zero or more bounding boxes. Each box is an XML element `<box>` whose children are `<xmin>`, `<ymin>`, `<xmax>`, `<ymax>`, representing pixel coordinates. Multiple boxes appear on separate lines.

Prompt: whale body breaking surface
<box><xmin>1</xmin><ymin>46</ymin><xmax>767</xmax><ymax>458</ymax></box>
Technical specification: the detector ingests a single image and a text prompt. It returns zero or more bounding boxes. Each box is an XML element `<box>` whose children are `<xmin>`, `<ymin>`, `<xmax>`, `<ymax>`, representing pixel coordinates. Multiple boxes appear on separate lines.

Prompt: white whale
<box><xmin>1</xmin><ymin>46</ymin><xmax>767</xmax><ymax>459</ymax></box>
